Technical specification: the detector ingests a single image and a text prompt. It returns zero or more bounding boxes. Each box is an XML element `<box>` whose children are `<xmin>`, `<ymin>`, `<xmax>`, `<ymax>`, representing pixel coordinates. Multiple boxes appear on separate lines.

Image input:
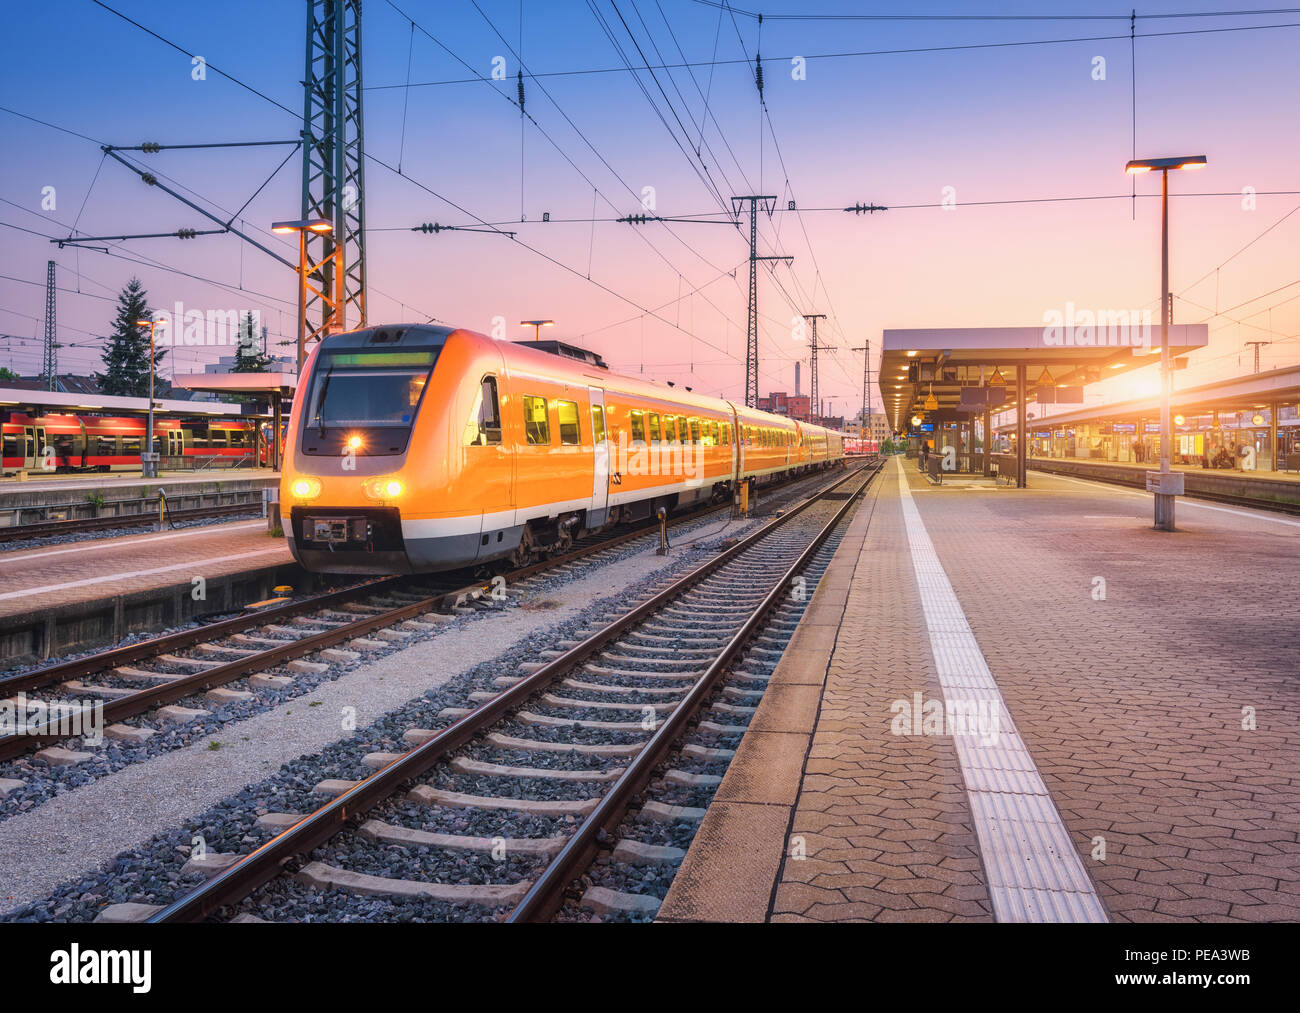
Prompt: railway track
<box><xmin>136</xmin><ymin>459</ymin><xmax>880</xmax><ymax>923</ymax></box>
<box><xmin>0</xmin><ymin>502</ymin><xmax>259</xmax><ymax>543</ymax></box>
<box><xmin>0</xmin><ymin>465</ymin><xmax>854</xmax><ymax>764</ymax></box>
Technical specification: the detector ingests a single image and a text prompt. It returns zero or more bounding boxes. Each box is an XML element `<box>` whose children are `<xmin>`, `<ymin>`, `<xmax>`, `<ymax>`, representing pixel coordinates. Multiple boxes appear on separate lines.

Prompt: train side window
<box><xmin>678</xmin><ymin>417</ymin><xmax>688</xmax><ymax>444</ymax></box>
<box><xmin>557</xmin><ymin>400</ymin><xmax>581</xmax><ymax>445</ymax></box>
<box><xmin>465</xmin><ymin>376</ymin><xmax>502</xmax><ymax>446</ymax></box>
<box><xmin>662</xmin><ymin>415</ymin><xmax>675</xmax><ymax>442</ymax></box>
<box><xmin>2</xmin><ymin>434</ymin><xmax>16</xmax><ymax>459</ymax></box>
<box><xmin>648</xmin><ymin>412</ymin><xmax>661</xmax><ymax>442</ymax></box>
<box><xmin>591</xmin><ymin>403</ymin><xmax>606</xmax><ymax>442</ymax></box>
<box><xmin>690</xmin><ymin>418</ymin><xmax>701</xmax><ymax>443</ymax></box>
<box><xmin>523</xmin><ymin>395</ymin><xmax>550</xmax><ymax>445</ymax></box>
<box><xmin>630</xmin><ymin>410</ymin><xmax>645</xmax><ymax>444</ymax></box>
<box><xmin>709</xmin><ymin>421</ymin><xmax>719</xmax><ymax>445</ymax></box>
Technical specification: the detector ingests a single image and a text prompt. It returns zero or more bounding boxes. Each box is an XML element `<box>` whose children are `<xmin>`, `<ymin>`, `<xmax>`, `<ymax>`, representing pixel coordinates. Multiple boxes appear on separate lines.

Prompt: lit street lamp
<box><xmin>135</xmin><ymin>317</ymin><xmax>167</xmax><ymax>478</ymax></box>
<box><xmin>521</xmin><ymin>319</ymin><xmax>554</xmax><ymax>341</ymax></box>
<box><xmin>1125</xmin><ymin>154</ymin><xmax>1207</xmax><ymax>531</ymax></box>
<box><xmin>271</xmin><ymin>218</ymin><xmax>334</xmax><ymax>372</ymax></box>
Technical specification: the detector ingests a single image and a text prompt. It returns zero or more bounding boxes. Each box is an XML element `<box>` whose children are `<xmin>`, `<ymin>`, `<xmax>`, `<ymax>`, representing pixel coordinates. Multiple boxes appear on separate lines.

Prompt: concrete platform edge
<box><xmin>656</xmin><ymin>473</ymin><xmax>882</xmax><ymax>923</ymax></box>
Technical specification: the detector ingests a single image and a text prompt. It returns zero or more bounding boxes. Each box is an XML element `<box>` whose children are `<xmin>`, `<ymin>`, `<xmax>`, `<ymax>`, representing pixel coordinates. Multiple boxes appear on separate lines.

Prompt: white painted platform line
<box><xmin>0</xmin><ymin>546</ymin><xmax>286</xmax><ymax>602</ymax></box>
<box><xmin>894</xmin><ymin>459</ymin><xmax>1108</xmax><ymax>923</ymax></box>
<box><xmin>0</xmin><ymin>520</ymin><xmax>266</xmax><ymax>564</ymax></box>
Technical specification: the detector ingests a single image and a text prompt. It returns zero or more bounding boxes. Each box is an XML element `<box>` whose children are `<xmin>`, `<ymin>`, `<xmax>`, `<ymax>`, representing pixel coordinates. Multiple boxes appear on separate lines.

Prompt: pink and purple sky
<box><xmin>2</xmin><ymin>1</ymin><xmax>1298</xmax><ymax>418</ymax></box>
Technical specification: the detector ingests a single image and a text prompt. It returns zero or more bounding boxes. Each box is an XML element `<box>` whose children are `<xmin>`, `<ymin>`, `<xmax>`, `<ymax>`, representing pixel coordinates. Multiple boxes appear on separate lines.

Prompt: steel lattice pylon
<box><xmin>42</xmin><ymin>260</ymin><xmax>57</xmax><ymax>391</ymax></box>
<box><xmin>300</xmin><ymin>0</ymin><xmax>366</xmax><ymax>357</ymax></box>
<box><xmin>731</xmin><ymin>196</ymin><xmax>787</xmax><ymax>409</ymax></box>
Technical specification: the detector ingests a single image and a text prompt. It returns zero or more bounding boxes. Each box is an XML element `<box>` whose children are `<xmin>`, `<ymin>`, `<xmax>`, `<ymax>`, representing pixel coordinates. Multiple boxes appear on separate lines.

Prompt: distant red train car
<box><xmin>1</xmin><ymin>412</ymin><xmax>259</xmax><ymax>474</ymax></box>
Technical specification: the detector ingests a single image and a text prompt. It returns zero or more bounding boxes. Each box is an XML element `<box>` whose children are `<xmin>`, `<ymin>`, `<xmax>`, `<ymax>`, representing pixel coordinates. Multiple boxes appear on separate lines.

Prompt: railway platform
<box><xmin>0</xmin><ymin>521</ymin><xmax>298</xmax><ymax>665</ymax></box>
<box><xmin>0</xmin><ymin>472</ymin><xmax>279</xmax><ymax>527</ymax></box>
<box><xmin>660</xmin><ymin>457</ymin><xmax>1300</xmax><ymax>923</ymax></box>
<box><xmin>1025</xmin><ymin>456</ymin><xmax>1300</xmax><ymax>511</ymax></box>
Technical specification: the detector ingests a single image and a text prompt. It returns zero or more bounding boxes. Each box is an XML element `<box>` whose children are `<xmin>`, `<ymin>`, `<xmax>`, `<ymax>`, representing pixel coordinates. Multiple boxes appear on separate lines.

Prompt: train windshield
<box><xmin>307</xmin><ymin>350</ymin><xmax>437</xmax><ymax>430</ymax></box>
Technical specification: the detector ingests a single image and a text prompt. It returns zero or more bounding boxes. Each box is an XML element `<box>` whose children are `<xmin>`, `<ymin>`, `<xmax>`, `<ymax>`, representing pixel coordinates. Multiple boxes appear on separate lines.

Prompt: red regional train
<box><xmin>1</xmin><ymin>412</ymin><xmax>262</xmax><ymax>473</ymax></box>
<box><xmin>281</xmin><ymin>323</ymin><xmax>845</xmax><ymax>575</ymax></box>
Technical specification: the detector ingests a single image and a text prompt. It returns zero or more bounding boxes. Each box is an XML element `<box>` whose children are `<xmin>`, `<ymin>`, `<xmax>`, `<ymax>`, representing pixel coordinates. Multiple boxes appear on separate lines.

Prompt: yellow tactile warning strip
<box><xmin>896</xmin><ymin>458</ymin><xmax>1108</xmax><ymax>922</ymax></box>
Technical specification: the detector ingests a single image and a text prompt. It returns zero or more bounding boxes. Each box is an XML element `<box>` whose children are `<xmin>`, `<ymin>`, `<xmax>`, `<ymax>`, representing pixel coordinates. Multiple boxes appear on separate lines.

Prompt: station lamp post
<box><xmin>521</xmin><ymin>319</ymin><xmax>554</xmax><ymax>341</ymax></box>
<box><xmin>1125</xmin><ymin>154</ymin><xmax>1207</xmax><ymax>531</ymax></box>
<box><xmin>135</xmin><ymin>318</ymin><xmax>166</xmax><ymax>478</ymax></box>
<box><xmin>271</xmin><ymin>218</ymin><xmax>334</xmax><ymax>373</ymax></box>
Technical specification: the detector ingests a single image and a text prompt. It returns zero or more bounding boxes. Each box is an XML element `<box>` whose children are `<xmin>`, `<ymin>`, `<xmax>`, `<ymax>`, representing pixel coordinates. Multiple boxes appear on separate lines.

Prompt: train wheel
<box><xmin>508</xmin><ymin>526</ymin><xmax>539</xmax><ymax>568</ymax></box>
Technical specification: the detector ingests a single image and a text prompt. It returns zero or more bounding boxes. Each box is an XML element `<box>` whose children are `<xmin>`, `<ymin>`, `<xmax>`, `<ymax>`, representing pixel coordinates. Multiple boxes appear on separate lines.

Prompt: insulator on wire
<box><xmin>177</xmin><ymin>228</ymin><xmax>197</xmax><ymax>239</ymax></box>
<box><xmin>415</xmin><ymin>222</ymin><xmax>443</xmax><ymax>234</ymax></box>
<box><xmin>517</xmin><ymin>70</ymin><xmax>524</xmax><ymax>113</ymax></box>
<box><xmin>755</xmin><ymin>53</ymin><xmax>763</xmax><ymax>96</ymax></box>
<box><xmin>141</xmin><ymin>173</ymin><xmax>157</xmax><ymax>186</ymax></box>
<box><xmin>141</xmin><ymin>141</ymin><xmax>161</xmax><ymax>153</ymax></box>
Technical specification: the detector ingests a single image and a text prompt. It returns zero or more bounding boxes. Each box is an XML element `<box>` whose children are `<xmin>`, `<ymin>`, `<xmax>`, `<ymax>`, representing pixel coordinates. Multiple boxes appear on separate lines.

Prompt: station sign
<box><xmin>1111</xmin><ymin>423</ymin><xmax>1137</xmax><ymax>434</ymax></box>
<box><xmin>1144</xmin><ymin>422</ymin><xmax>1162</xmax><ymax>433</ymax></box>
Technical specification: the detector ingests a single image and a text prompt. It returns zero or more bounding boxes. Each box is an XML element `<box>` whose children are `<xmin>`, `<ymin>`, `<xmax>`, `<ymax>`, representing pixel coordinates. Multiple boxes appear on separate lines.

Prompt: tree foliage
<box><xmin>232</xmin><ymin>312</ymin><xmax>274</xmax><ymax>372</ymax></box>
<box><xmin>98</xmin><ymin>278</ymin><xmax>166</xmax><ymax>397</ymax></box>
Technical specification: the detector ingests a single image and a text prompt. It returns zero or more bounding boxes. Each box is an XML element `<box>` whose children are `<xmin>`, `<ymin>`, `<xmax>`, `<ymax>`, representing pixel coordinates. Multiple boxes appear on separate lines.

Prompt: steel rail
<box><xmin>147</xmin><ymin>462</ymin><xmax>870</xmax><ymax>922</ymax></box>
<box><xmin>0</xmin><ymin>466</ymin><xmax>830</xmax><ymax>699</ymax></box>
<box><xmin>0</xmin><ymin>578</ymin><xmax>399</xmax><ymax>699</ymax></box>
<box><xmin>0</xmin><ymin>469</ymin><xmax>844</xmax><ymax>758</ymax></box>
<box><xmin>508</xmin><ymin>464</ymin><xmax>879</xmax><ymax>921</ymax></box>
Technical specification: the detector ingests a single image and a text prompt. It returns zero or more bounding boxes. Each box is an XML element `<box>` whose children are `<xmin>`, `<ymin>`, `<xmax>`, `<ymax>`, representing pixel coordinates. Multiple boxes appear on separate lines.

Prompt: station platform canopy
<box><xmin>170</xmin><ymin>373</ymin><xmax>296</xmax><ymax>399</ymax></box>
<box><xmin>0</xmin><ymin>385</ymin><xmax>249</xmax><ymax>418</ymax></box>
<box><xmin>880</xmin><ymin>325</ymin><xmax>1210</xmax><ymax>435</ymax></box>
<box><xmin>992</xmin><ymin>362</ymin><xmax>1300</xmax><ymax>430</ymax></box>
<box><xmin>170</xmin><ymin>373</ymin><xmax>297</xmax><ymax>471</ymax></box>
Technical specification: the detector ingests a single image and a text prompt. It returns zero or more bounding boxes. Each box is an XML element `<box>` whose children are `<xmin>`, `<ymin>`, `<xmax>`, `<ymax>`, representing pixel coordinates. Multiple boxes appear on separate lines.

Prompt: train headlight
<box><xmin>362</xmin><ymin>476</ymin><xmax>404</xmax><ymax>500</ymax></box>
<box><xmin>290</xmin><ymin>477</ymin><xmax>322</xmax><ymax>500</ymax></box>
<box><xmin>347</xmin><ymin>434</ymin><xmax>363</xmax><ymax>451</ymax></box>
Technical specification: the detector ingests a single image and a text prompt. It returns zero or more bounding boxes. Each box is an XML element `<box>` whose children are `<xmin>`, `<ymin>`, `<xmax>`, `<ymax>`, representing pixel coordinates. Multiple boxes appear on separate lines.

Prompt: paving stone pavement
<box><xmin>0</xmin><ymin>521</ymin><xmax>289</xmax><ymax>618</ymax></box>
<box><xmin>909</xmin><ymin>465</ymin><xmax>1300</xmax><ymax>923</ymax></box>
<box><xmin>667</xmin><ymin>459</ymin><xmax>1297</xmax><ymax>923</ymax></box>
<box><xmin>771</xmin><ymin>463</ymin><xmax>993</xmax><ymax>923</ymax></box>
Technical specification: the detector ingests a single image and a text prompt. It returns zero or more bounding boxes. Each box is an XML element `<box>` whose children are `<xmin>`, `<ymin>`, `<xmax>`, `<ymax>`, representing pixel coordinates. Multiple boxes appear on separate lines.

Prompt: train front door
<box><xmin>589</xmin><ymin>386</ymin><xmax>610</xmax><ymax>526</ymax></box>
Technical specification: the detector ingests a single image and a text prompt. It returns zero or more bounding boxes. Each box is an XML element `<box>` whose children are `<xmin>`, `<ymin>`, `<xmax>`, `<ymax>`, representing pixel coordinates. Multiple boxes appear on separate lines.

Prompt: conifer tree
<box><xmin>98</xmin><ymin>278</ymin><xmax>165</xmax><ymax>397</ymax></box>
<box><xmin>231</xmin><ymin>312</ymin><xmax>274</xmax><ymax>372</ymax></box>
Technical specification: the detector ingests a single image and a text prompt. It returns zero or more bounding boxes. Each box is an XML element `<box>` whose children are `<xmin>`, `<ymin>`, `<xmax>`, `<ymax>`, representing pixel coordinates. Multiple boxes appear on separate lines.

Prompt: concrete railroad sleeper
<box><xmin>145</xmin><ymin>459</ymin><xmax>880</xmax><ymax>923</ymax></box>
<box><xmin>0</xmin><ymin>467</ymin><xmax>839</xmax><ymax>762</ymax></box>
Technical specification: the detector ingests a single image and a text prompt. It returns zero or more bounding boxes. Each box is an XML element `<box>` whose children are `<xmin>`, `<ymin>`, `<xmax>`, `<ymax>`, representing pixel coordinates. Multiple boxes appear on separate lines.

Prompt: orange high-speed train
<box><xmin>281</xmin><ymin>324</ymin><xmax>844</xmax><ymax>574</ymax></box>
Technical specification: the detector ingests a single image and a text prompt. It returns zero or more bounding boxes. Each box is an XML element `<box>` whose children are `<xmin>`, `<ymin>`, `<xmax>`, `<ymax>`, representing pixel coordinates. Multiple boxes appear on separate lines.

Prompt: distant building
<box><xmin>13</xmin><ymin>374</ymin><xmax>102</xmax><ymax>395</ymax></box>
<box><xmin>757</xmin><ymin>391</ymin><xmax>811</xmax><ymax>423</ymax></box>
<box><xmin>203</xmin><ymin>353</ymin><xmax>295</xmax><ymax>374</ymax></box>
<box><xmin>851</xmin><ymin>411</ymin><xmax>891</xmax><ymax>442</ymax></box>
